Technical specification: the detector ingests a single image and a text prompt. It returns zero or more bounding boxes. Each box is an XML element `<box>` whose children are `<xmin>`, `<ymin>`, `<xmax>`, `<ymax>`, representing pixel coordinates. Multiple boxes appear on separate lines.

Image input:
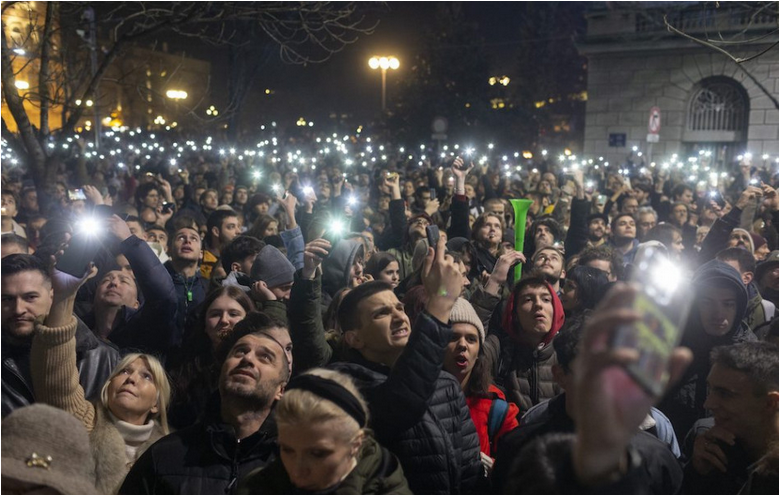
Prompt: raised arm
<box><xmin>31</xmin><ymin>262</ymin><xmax>98</xmax><ymax>431</ymax></box>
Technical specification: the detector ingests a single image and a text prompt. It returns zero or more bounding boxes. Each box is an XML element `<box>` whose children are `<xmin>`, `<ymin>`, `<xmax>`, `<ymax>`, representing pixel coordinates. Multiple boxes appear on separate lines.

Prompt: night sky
<box><xmin>160</xmin><ymin>2</ymin><xmax>546</xmax><ymax>128</ymax></box>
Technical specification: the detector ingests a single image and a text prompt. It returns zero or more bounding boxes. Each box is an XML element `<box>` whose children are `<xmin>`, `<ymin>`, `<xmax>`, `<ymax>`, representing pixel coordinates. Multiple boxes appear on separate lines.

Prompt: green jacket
<box><xmin>239</xmin><ymin>436</ymin><xmax>411</xmax><ymax>495</ymax></box>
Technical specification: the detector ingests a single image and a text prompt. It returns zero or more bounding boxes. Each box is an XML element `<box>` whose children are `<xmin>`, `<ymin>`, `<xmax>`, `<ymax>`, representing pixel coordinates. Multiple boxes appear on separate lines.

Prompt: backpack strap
<box><xmin>488</xmin><ymin>397</ymin><xmax>510</xmax><ymax>446</ymax></box>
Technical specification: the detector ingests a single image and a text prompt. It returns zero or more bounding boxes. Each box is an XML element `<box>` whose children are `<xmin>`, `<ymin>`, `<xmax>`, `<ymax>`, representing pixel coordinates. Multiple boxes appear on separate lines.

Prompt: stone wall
<box><xmin>582</xmin><ymin>47</ymin><xmax>778</xmax><ymax>165</ymax></box>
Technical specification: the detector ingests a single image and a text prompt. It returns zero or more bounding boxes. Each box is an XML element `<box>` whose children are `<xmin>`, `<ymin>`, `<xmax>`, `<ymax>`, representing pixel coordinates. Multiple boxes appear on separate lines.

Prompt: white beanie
<box><xmin>449</xmin><ymin>298</ymin><xmax>485</xmax><ymax>344</ymax></box>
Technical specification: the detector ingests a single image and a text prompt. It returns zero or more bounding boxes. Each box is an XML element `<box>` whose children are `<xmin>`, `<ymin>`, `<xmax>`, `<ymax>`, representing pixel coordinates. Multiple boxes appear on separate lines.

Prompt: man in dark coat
<box><xmin>680</xmin><ymin>342</ymin><xmax>778</xmax><ymax>495</ymax></box>
<box><xmin>1</xmin><ymin>254</ymin><xmax>118</xmax><ymax>417</ymax></box>
<box><xmin>120</xmin><ymin>313</ymin><xmax>290</xmax><ymax>494</ymax></box>
<box><xmin>658</xmin><ymin>259</ymin><xmax>757</xmax><ymax>442</ymax></box>
<box><xmin>291</xmin><ymin>237</ymin><xmax>482</xmax><ymax>494</ymax></box>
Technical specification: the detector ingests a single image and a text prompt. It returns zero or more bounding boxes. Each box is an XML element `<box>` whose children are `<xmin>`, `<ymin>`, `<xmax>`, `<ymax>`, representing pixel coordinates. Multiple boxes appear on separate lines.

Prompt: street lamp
<box><xmin>368</xmin><ymin>56</ymin><xmax>400</xmax><ymax>112</ymax></box>
<box><xmin>166</xmin><ymin>89</ymin><xmax>188</xmax><ymax>100</ymax></box>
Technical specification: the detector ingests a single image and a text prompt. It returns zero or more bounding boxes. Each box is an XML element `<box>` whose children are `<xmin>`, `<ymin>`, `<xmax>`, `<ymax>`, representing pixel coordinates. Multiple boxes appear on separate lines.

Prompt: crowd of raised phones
<box><xmin>0</xmin><ymin>127</ymin><xmax>778</xmax><ymax>494</ymax></box>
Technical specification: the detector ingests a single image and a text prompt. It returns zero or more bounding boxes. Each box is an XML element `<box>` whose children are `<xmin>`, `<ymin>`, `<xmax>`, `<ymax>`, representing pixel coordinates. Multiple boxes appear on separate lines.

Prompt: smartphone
<box><xmin>55</xmin><ymin>230</ymin><xmax>102</xmax><ymax>277</ymax></box>
<box><xmin>68</xmin><ymin>189</ymin><xmax>87</xmax><ymax>201</ymax></box>
<box><xmin>161</xmin><ymin>202</ymin><xmax>175</xmax><ymax>214</ymax></box>
<box><xmin>429</xmin><ymin>188</ymin><xmax>437</xmax><ymax>201</ymax></box>
<box><xmin>708</xmin><ymin>190</ymin><xmax>726</xmax><ymax>208</ymax></box>
<box><xmin>426</xmin><ymin>224</ymin><xmax>440</xmax><ymax>248</ymax></box>
<box><xmin>611</xmin><ymin>247</ymin><xmax>695</xmax><ymax>396</ymax></box>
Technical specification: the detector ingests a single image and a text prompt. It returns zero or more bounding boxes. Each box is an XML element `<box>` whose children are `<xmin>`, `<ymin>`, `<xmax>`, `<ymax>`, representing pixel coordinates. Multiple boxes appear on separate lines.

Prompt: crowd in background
<box><xmin>0</xmin><ymin>126</ymin><xmax>778</xmax><ymax>494</ymax></box>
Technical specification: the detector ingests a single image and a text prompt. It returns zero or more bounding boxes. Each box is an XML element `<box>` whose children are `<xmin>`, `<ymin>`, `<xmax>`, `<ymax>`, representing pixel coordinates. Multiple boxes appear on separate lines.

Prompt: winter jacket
<box><xmin>492</xmin><ymin>393</ymin><xmax>683</xmax><ymax>494</ymax></box>
<box><xmin>658</xmin><ymin>260</ymin><xmax>757</xmax><ymax>442</ymax></box>
<box><xmin>287</xmin><ymin>271</ymin><xmax>335</xmax><ymax>375</ymax></box>
<box><xmin>279</xmin><ymin>225</ymin><xmax>305</xmax><ymax>271</ymax></box>
<box><xmin>322</xmin><ymin>239</ymin><xmax>363</xmax><ymax>307</ymax></box>
<box><xmin>447</xmin><ymin>194</ymin><xmax>471</xmax><ymax>240</ymax></box>
<box><xmin>376</xmin><ymin>199</ymin><xmax>407</xmax><ymax>252</ymax></box>
<box><xmin>330</xmin><ymin>310</ymin><xmax>482</xmax><ymax>495</ymax></box>
<box><xmin>476</xmin><ymin>283</ymin><xmax>566</xmax><ymax>414</ymax></box>
<box><xmin>466</xmin><ymin>384</ymin><xmax>520</xmax><ymax>457</ymax></box>
<box><xmin>29</xmin><ymin>315</ymin><xmax>165</xmax><ymax>493</ymax></box>
<box><xmin>84</xmin><ymin>236</ymin><xmax>178</xmax><ymax>355</ymax></box>
<box><xmin>120</xmin><ymin>395</ymin><xmax>278</xmax><ymax>494</ymax></box>
<box><xmin>164</xmin><ymin>260</ymin><xmax>210</xmax><ymax>347</ymax></box>
<box><xmin>2</xmin><ymin>316</ymin><xmax>118</xmax><ymax>418</ymax></box>
<box><xmin>239</xmin><ymin>436</ymin><xmax>411</xmax><ymax>495</ymax></box>
<box><xmin>288</xmin><ymin>274</ymin><xmax>482</xmax><ymax>493</ymax></box>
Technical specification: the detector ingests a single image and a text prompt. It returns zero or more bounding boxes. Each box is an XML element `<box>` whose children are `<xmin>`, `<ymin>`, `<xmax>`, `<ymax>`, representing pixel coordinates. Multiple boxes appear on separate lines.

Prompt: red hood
<box><xmin>502</xmin><ymin>281</ymin><xmax>565</xmax><ymax>346</ymax></box>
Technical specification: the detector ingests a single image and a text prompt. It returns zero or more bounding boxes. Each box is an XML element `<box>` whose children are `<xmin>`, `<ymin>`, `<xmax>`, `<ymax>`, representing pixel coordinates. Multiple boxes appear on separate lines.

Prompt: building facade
<box><xmin>578</xmin><ymin>3</ymin><xmax>778</xmax><ymax>167</ymax></box>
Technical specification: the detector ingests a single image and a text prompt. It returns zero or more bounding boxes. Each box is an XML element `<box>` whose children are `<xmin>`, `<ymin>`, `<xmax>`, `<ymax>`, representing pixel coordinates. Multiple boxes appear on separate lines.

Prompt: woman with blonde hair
<box><xmin>31</xmin><ymin>265</ymin><xmax>171</xmax><ymax>494</ymax></box>
<box><xmin>240</xmin><ymin>368</ymin><xmax>410</xmax><ymax>494</ymax></box>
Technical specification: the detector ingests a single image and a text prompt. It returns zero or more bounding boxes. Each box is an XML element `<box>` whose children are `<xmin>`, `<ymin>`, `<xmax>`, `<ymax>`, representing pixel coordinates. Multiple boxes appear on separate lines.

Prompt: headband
<box><xmin>285</xmin><ymin>374</ymin><xmax>367</xmax><ymax>428</ymax></box>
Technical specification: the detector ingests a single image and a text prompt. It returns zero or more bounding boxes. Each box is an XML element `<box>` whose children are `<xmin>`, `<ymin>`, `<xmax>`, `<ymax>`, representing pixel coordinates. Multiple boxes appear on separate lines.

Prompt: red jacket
<box><xmin>466</xmin><ymin>384</ymin><xmax>520</xmax><ymax>457</ymax></box>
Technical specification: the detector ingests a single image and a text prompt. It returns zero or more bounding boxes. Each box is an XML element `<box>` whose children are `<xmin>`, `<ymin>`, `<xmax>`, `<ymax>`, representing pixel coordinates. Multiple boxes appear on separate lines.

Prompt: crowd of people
<box><xmin>0</xmin><ymin>126</ymin><xmax>778</xmax><ymax>494</ymax></box>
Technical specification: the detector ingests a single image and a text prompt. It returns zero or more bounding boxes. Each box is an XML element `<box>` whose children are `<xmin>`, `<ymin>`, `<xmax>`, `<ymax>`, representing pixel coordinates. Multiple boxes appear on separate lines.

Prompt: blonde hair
<box><xmin>100</xmin><ymin>353</ymin><xmax>171</xmax><ymax>435</ymax></box>
<box><xmin>275</xmin><ymin>368</ymin><xmax>369</xmax><ymax>442</ymax></box>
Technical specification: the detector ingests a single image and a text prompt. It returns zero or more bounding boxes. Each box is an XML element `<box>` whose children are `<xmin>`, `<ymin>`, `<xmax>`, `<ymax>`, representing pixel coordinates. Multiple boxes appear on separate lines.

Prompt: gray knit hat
<box><xmin>449</xmin><ymin>297</ymin><xmax>485</xmax><ymax>344</ymax></box>
<box><xmin>1</xmin><ymin>404</ymin><xmax>98</xmax><ymax>494</ymax></box>
<box><xmin>250</xmin><ymin>245</ymin><xmax>295</xmax><ymax>288</ymax></box>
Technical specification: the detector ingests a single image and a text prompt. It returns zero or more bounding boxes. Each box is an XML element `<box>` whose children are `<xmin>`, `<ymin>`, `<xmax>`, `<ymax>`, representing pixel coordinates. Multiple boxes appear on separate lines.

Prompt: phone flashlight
<box><xmin>302</xmin><ymin>186</ymin><xmax>314</xmax><ymax>196</ymax></box>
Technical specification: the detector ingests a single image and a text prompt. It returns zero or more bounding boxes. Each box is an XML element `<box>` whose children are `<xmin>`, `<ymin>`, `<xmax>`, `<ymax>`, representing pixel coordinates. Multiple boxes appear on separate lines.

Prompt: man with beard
<box><xmin>530</xmin><ymin>247</ymin><xmax>566</xmax><ymax>294</ymax></box>
<box><xmin>1</xmin><ymin>254</ymin><xmax>118</xmax><ymax>416</ymax></box>
<box><xmin>120</xmin><ymin>313</ymin><xmax>290</xmax><ymax>494</ymax></box>
<box><xmin>586</xmin><ymin>214</ymin><xmax>608</xmax><ymax>247</ymax></box>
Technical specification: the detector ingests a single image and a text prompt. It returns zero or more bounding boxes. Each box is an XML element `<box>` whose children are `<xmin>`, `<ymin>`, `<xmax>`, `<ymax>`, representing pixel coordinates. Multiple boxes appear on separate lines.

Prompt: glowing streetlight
<box><xmin>165</xmin><ymin>90</ymin><xmax>188</xmax><ymax>100</ymax></box>
<box><xmin>368</xmin><ymin>56</ymin><xmax>400</xmax><ymax>111</ymax></box>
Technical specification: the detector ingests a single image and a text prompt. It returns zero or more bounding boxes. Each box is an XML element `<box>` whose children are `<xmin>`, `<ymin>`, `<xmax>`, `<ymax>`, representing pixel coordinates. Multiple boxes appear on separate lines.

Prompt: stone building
<box><xmin>578</xmin><ymin>3</ymin><xmax>778</xmax><ymax>167</ymax></box>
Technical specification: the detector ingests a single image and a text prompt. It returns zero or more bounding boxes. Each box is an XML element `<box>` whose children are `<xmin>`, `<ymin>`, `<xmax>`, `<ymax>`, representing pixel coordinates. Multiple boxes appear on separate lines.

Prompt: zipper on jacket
<box><xmin>226</xmin><ymin>438</ymin><xmax>240</xmax><ymax>494</ymax></box>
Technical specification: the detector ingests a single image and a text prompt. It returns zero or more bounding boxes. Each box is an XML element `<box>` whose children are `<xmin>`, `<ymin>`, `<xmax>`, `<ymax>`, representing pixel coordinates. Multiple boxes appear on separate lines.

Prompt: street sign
<box><xmin>648</xmin><ymin>106</ymin><xmax>661</xmax><ymax>135</ymax></box>
<box><xmin>609</xmin><ymin>133</ymin><xmax>626</xmax><ymax>147</ymax></box>
<box><xmin>431</xmin><ymin>133</ymin><xmax>448</xmax><ymax>141</ymax></box>
<box><xmin>647</xmin><ymin>134</ymin><xmax>660</xmax><ymax>143</ymax></box>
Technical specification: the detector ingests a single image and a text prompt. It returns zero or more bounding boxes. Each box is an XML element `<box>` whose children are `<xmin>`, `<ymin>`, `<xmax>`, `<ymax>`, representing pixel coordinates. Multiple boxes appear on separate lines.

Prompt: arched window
<box><xmin>683</xmin><ymin>77</ymin><xmax>748</xmax><ymax>163</ymax></box>
<box><xmin>685</xmin><ymin>77</ymin><xmax>748</xmax><ymax>139</ymax></box>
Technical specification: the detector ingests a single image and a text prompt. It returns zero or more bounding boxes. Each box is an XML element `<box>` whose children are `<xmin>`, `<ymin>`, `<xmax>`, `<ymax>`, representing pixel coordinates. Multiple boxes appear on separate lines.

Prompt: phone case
<box><xmin>611</xmin><ymin>248</ymin><xmax>695</xmax><ymax>396</ymax></box>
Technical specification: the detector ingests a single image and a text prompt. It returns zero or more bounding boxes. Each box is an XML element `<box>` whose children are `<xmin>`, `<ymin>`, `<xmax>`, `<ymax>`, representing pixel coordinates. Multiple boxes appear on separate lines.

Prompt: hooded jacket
<box><xmin>483</xmin><ymin>282</ymin><xmax>566</xmax><ymax>414</ymax></box>
<box><xmin>322</xmin><ymin>240</ymin><xmax>364</xmax><ymax>306</ymax></box>
<box><xmin>658</xmin><ymin>259</ymin><xmax>757</xmax><ymax>442</ymax></box>
<box><xmin>239</xmin><ymin>436</ymin><xmax>411</xmax><ymax>495</ymax></box>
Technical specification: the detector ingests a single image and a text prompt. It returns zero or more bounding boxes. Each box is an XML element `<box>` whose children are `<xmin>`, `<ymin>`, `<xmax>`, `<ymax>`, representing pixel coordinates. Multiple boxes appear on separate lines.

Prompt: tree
<box><xmin>661</xmin><ymin>1</ymin><xmax>779</xmax><ymax>109</ymax></box>
<box><xmin>513</xmin><ymin>2</ymin><xmax>587</xmax><ymax>149</ymax></box>
<box><xmin>386</xmin><ymin>3</ymin><xmax>492</xmax><ymax>145</ymax></box>
<box><xmin>1</xmin><ymin>1</ymin><xmax>376</xmax><ymax>192</ymax></box>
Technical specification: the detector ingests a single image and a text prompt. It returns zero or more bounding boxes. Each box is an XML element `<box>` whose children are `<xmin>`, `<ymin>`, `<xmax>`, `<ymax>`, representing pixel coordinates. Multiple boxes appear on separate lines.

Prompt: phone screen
<box><xmin>611</xmin><ymin>248</ymin><xmax>694</xmax><ymax>396</ymax></box>
<box><xmin>68</xmin><ymin>189</ymin><xmax>87</xmax><ymax>201</ymax></box>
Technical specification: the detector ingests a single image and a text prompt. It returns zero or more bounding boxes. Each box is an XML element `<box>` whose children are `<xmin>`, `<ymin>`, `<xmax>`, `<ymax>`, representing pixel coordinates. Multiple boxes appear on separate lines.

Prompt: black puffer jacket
<box><xmin>119</xmin><ymin>395</ymin><xmax>278</xmax><ymax>494</ymax></box>
<box><xmin>1</xmin><ymin>316</ymin><xmax>118</xmax><ymax>417</ymax></box>
<box><xmin>658</xmin><ymin>259</ymin><xmax>757</xmax><ymax>442</ymax></box>
<box><xmin>330</xmin><ymin>311</ymin><xmax>482</xmax><ymax>495</ymax></box>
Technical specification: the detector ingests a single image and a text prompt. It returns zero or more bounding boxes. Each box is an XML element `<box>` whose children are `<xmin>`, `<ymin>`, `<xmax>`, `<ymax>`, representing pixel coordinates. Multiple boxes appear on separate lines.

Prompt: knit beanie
<box><xmin>1</xmin><ymin>404</ymin><xmax>98</xmax><ymax>494</ymax></box>
<box><xmin>731</xmin><ymin>228</ymin><xmax>755</xmax><ymax>254</ymax></box>
<box><xmin>750</xmin><ymin>232</ymin><xmax>767</xmax><ymax>253</ymax></box>
<box><xmin>250</xmin><ymin>245</ymin><xmax>295</xmax><ymax>288</ymax></box>
<box><xmin>449</xmin><ymin>297</ymin><xmax>485</xmax><ymax>344</ymax></box>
